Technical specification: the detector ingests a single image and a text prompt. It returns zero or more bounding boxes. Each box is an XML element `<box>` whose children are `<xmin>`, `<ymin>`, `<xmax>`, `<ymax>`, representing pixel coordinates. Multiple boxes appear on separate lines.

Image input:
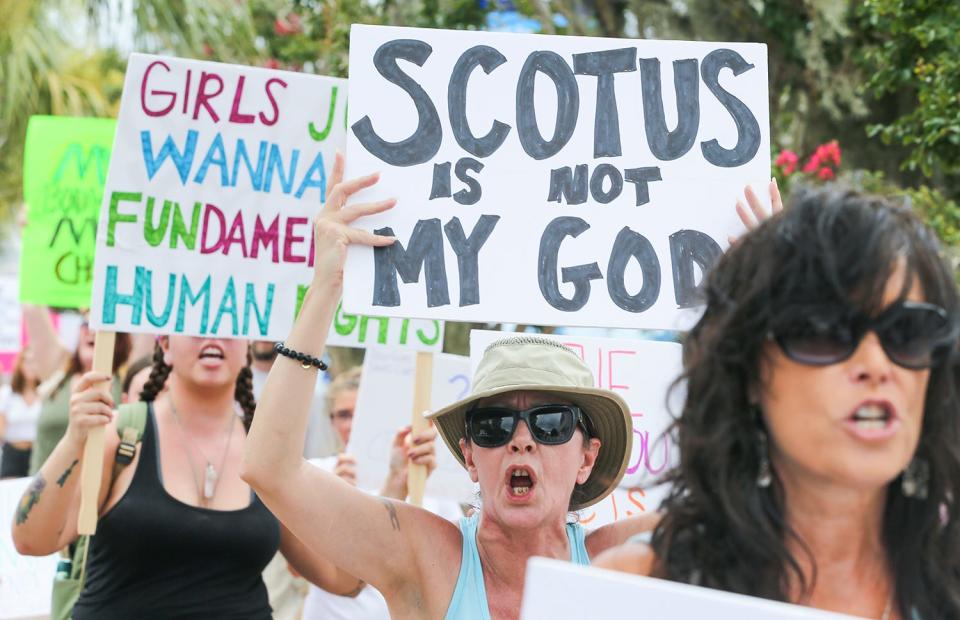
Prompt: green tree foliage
<box><xmin>858</xmin><ymin>0</ymin><xmax>960</xmax><ymax>195</ymax></box>
<box><xmin>0</xmin><ymin>0</ymin><xmax>262</xmax><ymax>220</ymax></box>
<box><xmin>250</xmin><ymin>0</ymin><xmax>490</xmax><ymax>77</ymax></box>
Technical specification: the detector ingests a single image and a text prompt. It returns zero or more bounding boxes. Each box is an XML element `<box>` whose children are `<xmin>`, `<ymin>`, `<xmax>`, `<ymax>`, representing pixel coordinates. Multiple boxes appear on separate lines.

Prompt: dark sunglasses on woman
<box><xmin>770</xmin><ymin>301</ymin><xmax>956</xmax><ymax>370</ymax></box>
<box><xmin>466</xmin><ymin>404</ymin><xmax>592</xmax><ymax>448</ymax></box>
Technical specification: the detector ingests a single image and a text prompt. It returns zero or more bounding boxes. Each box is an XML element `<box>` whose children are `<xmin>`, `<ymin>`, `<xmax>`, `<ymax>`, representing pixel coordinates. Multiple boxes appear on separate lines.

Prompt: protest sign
<box><xmin>347</xmin><ymin>348</ymin><xmax>475</xmax><ymax>503</ymax></box>
<box><xmin>343</xmin><ymin>25</ymin><xmax>770</xmax><ymax>331</ymax></box>
<box><xmin>21</xmin><ymin>116</ymin><xmax>116</xmax><ymax>309</ymax></box>
<box><xmin>0</xmin><ymin>478</ymin><xmax>57</xmax><ymax>620</ymax></box>
<box><xmin>521</xmin><ymin>558</ymin><xmax>864</xmax><ymax>620</ymax></box>
<box><xmin>0</xmin><ymin>260</ymin><xmax>21</xmax><ymax>374</ymax></box>
<box><xmin>89</xmin><ymin>54</ymin><xmax>348</xmax><ymax>340</ymax></box>
<box><xmin>470</xmin><ymin>329</ymin><xmax>682</xmax><ymax>524</ymax></box>
<box><xmin>326</xmin><ymin>302</ymin><xmax>444</xmax><ymax>352</ymax></box>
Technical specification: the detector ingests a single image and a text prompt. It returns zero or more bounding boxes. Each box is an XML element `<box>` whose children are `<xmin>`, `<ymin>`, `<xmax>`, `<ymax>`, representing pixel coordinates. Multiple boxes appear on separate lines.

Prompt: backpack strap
<box><xmin>113</xmin><ymin>401</ymin><xmax>148</xmax><ymax>471</ymax></box>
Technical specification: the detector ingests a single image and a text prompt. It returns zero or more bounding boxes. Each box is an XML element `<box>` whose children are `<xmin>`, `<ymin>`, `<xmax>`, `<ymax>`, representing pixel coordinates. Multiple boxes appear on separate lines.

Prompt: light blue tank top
<box><xmin>444</xmin><ymin>513</ymin><xmax>590</xmax><ymax>620</ymax></box>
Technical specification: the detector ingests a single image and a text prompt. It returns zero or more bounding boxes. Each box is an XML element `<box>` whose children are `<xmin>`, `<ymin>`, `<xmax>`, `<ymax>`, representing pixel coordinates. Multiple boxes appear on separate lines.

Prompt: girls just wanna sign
<box><xmin>89</xmin><ymin>54</ymin><xmax>347</xmax><ymax>340</ymax></box>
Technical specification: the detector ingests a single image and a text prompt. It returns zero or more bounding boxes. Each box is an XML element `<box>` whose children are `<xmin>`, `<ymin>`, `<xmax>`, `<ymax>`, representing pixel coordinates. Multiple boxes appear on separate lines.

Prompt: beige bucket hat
<box><xmin>426</xmin><ymin>335</ymin><xmax>633</xmax><ymax>511</ymax></box>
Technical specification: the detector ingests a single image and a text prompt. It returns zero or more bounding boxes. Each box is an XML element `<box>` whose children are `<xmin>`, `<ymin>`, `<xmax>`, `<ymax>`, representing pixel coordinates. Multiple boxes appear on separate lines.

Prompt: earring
<box><xmin>756</xmin><ymin>429</ymin><xmax>772</xmax><ymax>488</ymax></box>
<box><xmin>901</xmin><ymin>457</ymin><xmax>929</xmax><ymax>500</ymax></box>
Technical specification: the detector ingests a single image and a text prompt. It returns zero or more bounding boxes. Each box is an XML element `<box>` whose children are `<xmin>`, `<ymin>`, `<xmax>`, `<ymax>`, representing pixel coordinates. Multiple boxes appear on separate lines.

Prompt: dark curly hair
<box><xmin>652</xmin><ymin>186</ymin><xmax>960</xmax><ymax>618</ymax></box>
<box><xmin>139</xmin><ymin>342</ymin><xmax>256</xmax><ymax>431</ymax></box>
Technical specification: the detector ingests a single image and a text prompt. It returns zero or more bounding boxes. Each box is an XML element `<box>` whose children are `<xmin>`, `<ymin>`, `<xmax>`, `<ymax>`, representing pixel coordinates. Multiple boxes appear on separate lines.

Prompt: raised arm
<box><xmin>12</xmin><ymin>371</ymin><xmax>119</xmax><ymax>555</ymax></box>
<box><xmin>22</xmin><ymin>305</ymin><xmax>69</xmax><ymax>382</ymax></box>
<box><xmin>241</xmin><ymin>155</ymin><xmax>457</xmax><ymax>600</ymax></box>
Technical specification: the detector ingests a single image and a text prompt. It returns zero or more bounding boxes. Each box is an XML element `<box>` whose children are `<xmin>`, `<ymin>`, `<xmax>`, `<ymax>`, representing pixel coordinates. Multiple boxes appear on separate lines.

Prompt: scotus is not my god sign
<box><xmin>342</xmin><ymin>26</ymin><xmax>770</xmax><ymax>329</ymax></box>
<box><xmin>90</xmin><ymin>54</ymin><xmax>347</xmax><ymax>339</ymax></box>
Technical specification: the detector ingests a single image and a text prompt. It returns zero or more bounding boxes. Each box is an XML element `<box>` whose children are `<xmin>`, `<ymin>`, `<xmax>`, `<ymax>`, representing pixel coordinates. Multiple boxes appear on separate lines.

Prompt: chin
<box><xmin>829</xmin><ymin>462</ymin><xmax>909</xmax><ymax>493</ymax></box>
<box><xmin>193</xmin><ymin>371</ymin><xmax>235</xmax><ymax>389</ymax></box>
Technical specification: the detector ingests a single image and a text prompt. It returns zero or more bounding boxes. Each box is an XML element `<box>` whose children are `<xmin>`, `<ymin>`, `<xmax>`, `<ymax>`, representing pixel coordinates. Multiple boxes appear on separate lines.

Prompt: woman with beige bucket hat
<box><xmin>242</xmin><ymin>154</ymin><xmax>658</xmax><ymax>619</ymax></box>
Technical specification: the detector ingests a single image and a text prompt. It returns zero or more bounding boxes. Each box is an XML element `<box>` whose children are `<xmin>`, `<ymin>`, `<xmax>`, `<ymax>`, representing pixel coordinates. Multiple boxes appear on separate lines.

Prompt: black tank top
<box><xmin>74</xmin><ymin>405</ymin><xmax>280</xmax><ymax>619</ymax></box>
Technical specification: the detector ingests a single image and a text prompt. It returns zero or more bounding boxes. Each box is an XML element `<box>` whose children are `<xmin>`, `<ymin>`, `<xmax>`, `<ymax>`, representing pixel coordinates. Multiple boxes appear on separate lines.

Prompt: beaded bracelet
<box><xmin>273</xmin><ymin>342</ymin><xmax>328</xmax><ymax>371</ymax></box>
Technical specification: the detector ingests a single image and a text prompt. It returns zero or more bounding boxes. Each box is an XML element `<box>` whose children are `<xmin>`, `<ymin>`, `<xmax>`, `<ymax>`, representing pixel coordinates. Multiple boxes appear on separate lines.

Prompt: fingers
<box><xmin>407</xmin><ymin>442</ymin><xmax>435</xmax><ymax>463</ymax></box>
<box><xmin>330</xmin><ymin>151</ymin><xmax>345</xmax><ymax>191</ymax></box>
<box><xmin>770</xmin><ymin>177</ymin><xmax>783</xmax><ymax>214</ymax></box>
<box><xmin>325</xmin><ymin>172</ymin><xmax>381</xmax><ymax>214</ymax></box>
<box><xmin>412</xmin><ymin>454</ymin><xmax>437</xmax><ymax>473</ymax></box>
<box><xmin>70</xmin><ymin>380</ymin><xmax>115</xmax><ymax>412</ymax></box>
<box><xmin>743</xmin><ymin>184</ymin><xmax>768</xmax><ymax>223</ymax></box>
<box><xmin>75</xmin><ymin>371</ymin><xmax>113</xmax><ymax>393</ymax></box>
<box><xmin>345</xmin><ymin>228</ymin><xmax>396</xmax><ymax>248</ymax></box>
<box><xmin>340</xmin><ymin>198</ymin><xmax>397</xmax><ymax>224</ymax></box>
<box><xmin>735</xmin><ymin>199</ymin><xmax>758</xmax><ymax>231</ymax></box>
<box><xmin>409</xmin><ymin>424</ymin><xmax>438</xmax><ymax>445</ymax></box>
<box><xmin>392</xmin><ymin>426</ymin><xmax>412</xmax><ymax>448</ymax></box>
<box><xmin>334</xmin><ymin>453</ymin><xmax>358</xmax><ymax>486</ymax></box>
<box><xmin>72</xmin><ymin>402</ymin><xmax>115</xmax><ymax>426</ymax></box>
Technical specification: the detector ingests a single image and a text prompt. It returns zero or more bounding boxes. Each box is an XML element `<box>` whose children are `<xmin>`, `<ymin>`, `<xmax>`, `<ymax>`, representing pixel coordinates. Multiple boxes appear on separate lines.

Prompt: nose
<box><xmin>508</xmin><ymin>418</ymin><xmax>536</xmax><ymax>454</ymax></box>
<box><xmin>848</xmin><ymin>331</ymin><xmax>894</xmax><ymax>384</ymax></box>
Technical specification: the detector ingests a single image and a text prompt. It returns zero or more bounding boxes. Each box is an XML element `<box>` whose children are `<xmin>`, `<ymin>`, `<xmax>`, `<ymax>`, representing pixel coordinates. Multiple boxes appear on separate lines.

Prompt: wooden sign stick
<box><xmin>77</xmin><ymin>330</ymin><xmax>116</xmax><ymax>535</ymax></box>
<box><xmin>407</xmin><ymin>351</ymin><xmax>433</xmax><ymax>507</ymax></box>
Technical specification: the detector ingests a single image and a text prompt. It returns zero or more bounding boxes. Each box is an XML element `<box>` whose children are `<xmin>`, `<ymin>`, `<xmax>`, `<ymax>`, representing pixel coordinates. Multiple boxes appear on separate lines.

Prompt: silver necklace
<box><xmin>168</xmin><ymin>398</ymin><xmax>237</xmax><ymax>505</ymax></box>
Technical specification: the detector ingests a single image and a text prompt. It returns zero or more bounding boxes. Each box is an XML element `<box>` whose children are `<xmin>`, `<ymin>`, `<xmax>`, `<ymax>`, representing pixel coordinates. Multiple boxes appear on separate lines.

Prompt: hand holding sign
<box><xmin>382</xmin><ymin>423</ymin><xmax>440</xmax><ymax>499</ymax></box>
<box><xmin>730</xmin><ymin>178</ymin><xmax>783</xmax><ymax>244</ymax></box>
<box><xmin>65</xmin><ymin>371</ymin><xmax>117</xmax><ymax>447</ymax></box>
<box><xmin>311</xmin><ymin>153</ymin><xmax>397</xmax><ymax>292</ymax></box>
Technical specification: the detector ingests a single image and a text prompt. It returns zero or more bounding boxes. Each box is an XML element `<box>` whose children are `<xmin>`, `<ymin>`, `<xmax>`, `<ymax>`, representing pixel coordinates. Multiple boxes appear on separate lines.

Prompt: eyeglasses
<box><xmin>466</xmin><ymin>404</ymin><xmax>591</xmax><ymax>448</ymax></box>
<box><xmin>770</xmin><ymin>301</ymin><xmax>955</xmax><ymax>370</ymax></box>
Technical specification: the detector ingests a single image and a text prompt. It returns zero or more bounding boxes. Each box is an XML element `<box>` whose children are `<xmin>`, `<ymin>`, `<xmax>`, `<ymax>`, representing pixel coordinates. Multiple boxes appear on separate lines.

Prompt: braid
<box><xmin>235</xmin><ymin>348</ymin><xmax>256</xmax><ymax>431</ymax></box>
<box><xmin>139</xmin><ymin>343</ymin><xmax>172</xmax><ymax>402</ymax></box>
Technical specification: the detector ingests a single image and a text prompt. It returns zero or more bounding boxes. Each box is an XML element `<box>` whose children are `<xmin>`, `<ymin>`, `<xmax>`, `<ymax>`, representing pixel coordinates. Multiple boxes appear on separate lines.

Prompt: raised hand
<box><xmin>729</xmin><ymin>178</ymin><xmax>784</xmax><ymax>244</ymax></box>
<box><xmin>311</xmin><ymin>152</ymin><xmax>397</xmax><ymax>290</ymax></box>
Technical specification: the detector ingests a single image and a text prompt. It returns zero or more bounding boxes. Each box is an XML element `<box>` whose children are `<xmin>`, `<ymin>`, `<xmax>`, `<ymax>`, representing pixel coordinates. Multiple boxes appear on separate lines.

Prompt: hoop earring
<box><xmin>756</xmin><ymin>429</ymin><xmax>772</xmax><ymax>488</ymax></box>
<box><xmin>901</xmin><ymin>457</ymin><xmax>929</xmax><ymax>500</ymax></box>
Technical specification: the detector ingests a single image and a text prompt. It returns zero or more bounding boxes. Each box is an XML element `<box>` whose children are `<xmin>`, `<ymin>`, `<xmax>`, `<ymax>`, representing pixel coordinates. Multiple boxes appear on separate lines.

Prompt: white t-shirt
<box><xmin>302</xmin><ymin>457</ymin><xmax>464</xmax><ymax>620</ymax></box>
<box><xmin>0</xmin><ymin>385</ymin><xmax>41</xmax><ymax>443</ymax></box>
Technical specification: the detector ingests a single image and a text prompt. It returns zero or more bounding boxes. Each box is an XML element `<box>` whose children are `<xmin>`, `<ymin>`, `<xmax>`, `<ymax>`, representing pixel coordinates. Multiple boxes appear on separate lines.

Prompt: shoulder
<box><xmin>585</xmin><ymin>511</ymin><xmax>661</xmax><ymax>556</ymax></box>
<box><xmin>591</xmin><ymin>540</ymin><xmax>658</xmax><ymax>576</ymax></box>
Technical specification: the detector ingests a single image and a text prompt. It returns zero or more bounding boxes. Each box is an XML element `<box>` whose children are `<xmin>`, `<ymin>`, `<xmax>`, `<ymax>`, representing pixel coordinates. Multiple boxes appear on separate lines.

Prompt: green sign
<box><xmin>21</xmin><ymin>116</ymin><xmax>116</xmax><ymax>308</ymax></box>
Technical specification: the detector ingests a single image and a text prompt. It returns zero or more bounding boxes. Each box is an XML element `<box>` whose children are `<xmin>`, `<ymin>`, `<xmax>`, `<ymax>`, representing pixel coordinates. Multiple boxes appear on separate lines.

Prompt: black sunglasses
<box><xmin>466</xmin><ymin>404</ymin><xmax>591</xmax><ymax>448</ymax></box>
<box><xmin>770</xmin><ymin>301</ymin><xmax>955</xmax><ymax>370</ymax></box>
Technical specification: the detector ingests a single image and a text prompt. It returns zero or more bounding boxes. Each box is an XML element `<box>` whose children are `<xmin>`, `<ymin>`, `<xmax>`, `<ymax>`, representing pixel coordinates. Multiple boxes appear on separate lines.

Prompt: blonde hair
<box><xmin>326</xmin><ymin>366</ymin><xmax>361</xmax><ymax>415</ymax></box>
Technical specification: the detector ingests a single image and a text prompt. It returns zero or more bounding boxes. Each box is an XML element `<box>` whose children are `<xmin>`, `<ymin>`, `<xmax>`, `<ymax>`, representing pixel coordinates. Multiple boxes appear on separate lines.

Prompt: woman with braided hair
<box><xmin>14</xmin><ymin>335</ymin><xmax>367</xmax><ymax>619</ymax></box>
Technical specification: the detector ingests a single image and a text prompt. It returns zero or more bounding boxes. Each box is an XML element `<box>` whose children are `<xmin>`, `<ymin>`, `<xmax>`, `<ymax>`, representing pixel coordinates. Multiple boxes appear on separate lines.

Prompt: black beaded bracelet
<box><xmin>273</xmin><ymin>342</ymin><xmax>328</xmax><ymax>371</ymax></box>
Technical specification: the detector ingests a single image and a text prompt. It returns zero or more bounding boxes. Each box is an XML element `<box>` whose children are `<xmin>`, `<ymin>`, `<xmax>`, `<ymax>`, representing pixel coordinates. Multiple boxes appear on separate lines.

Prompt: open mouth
<box><xmin>506</xmin><ymin>466</ymin><xmax>536</xmax><ymax>498</ymax></box>
<box><xmin>848</xmin><ymin>402</ymin><xmax>895</xmax><ymax>430</ymax></box>
<box><xmin>199</xmin><ymin>344</ymin><xmax>225</xmax><ymax>361</ymax></box>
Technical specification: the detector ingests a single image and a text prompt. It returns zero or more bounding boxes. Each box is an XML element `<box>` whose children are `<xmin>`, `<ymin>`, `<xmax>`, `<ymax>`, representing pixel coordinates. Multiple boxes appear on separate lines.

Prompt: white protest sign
<box><xmin>325</xmin><ymin>302</ymin><xmax>444</xmax><ymax>352</ymax></box>
<box><xmin>343</xmin><ymin>25</ymin><xmax>770</xmax><ymax>330</ymax></box>
<box><xmin>347</xmin><ymin>348</ymin><xmax>475</xmax><ymax>503</ymax></box>
<box><xmin>0</xmin><ymin>265</ymin><xmax>21</xmax><ymax>372</ymax></box>
<box><xmin>470</xmin><ymin>329</ymin><xmax>682</xmax><ymax>526</ymax></box>
<box><xmin>89</xmin><ymin>54</ymin><xmax>348</xmax><ymax>340</ymax></box>
<box><xmin>0</xmin><ymin>478</ymin><xmax>58</xmax><ymax>620</ymax></box>
<box><xmin>521</xmin><ymin>558</ymin><xmax>865</xmax><ymax>620</ymax></box>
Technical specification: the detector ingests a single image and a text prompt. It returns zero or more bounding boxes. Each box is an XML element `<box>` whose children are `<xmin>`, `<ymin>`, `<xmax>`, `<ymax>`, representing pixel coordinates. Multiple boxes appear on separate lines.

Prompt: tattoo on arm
<box><xmin>56</xmin><ymin>459</ymin><xmax>79</xmax><ymax>487</ymax></box>
<box><xmin>381</xmin><ymin>498</ymin><xmax>401</xmax><ymax>532</ymax></box>
<box><xmin>16</xmin><ymin>475</ymin><xmax>46</xmax><ymax>525</ymax></box>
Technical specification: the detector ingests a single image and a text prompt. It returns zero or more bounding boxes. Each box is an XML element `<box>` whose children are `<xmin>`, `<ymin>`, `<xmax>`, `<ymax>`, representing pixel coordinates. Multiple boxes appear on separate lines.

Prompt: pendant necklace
<box><xmin>169</xmin><ymin>398</ymin><xmax>237</xmax><ymax>505</ymax></box>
